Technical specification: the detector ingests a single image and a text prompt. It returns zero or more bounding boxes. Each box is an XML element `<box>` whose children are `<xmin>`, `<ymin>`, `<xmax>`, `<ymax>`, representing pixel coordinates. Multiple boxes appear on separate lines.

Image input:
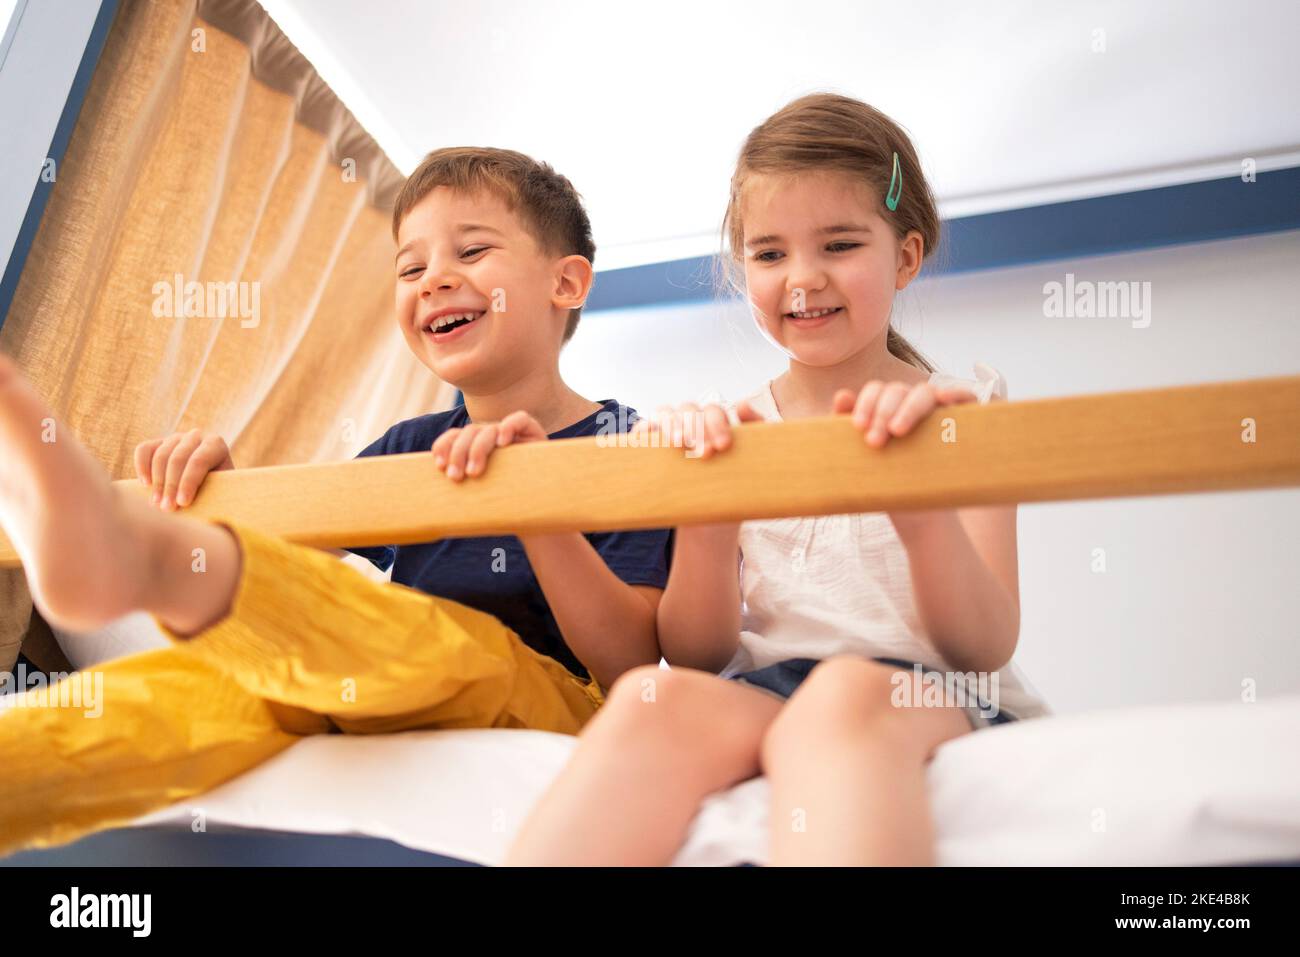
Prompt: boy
<box><xmin>0</xmin><ymin>149</ymin><xmax>670</xmax><ymax>854</ymax></box>
<box><xmin>138</xmin><ymin>147</ymin><xmax>670</xmax><ymax>693</ymax></box>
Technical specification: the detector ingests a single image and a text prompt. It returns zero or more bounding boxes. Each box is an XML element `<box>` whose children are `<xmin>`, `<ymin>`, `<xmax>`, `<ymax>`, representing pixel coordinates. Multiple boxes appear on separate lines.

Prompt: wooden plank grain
<box><xmin>0</xmin><ymin>375</ymin><xmax>1296</xmax><ymax>569</ymax></box>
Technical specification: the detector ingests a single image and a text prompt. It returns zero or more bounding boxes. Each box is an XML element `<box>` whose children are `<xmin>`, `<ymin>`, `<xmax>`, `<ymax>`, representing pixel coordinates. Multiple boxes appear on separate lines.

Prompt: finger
<box><xmin>852</xmin><ymin>381</ymin><xmax>885</xmax><ymax>431</ymax></box>
<box><xmin>431</xmin><ymin>428</ymin><xmax>459</xmax><ymax>469</ymax></box>
<box><xmin>934</xmin><ymin>386</ymin><xmax>978</xmax><ymax>406</ymax></box>
<box><xmin>446</xmin><ymin>426</ymin><xmax>479</xmax><ymax>481</ymax></box>
<box><xmin>831</xmin><ymin>388</ymin><xmax>857</xmax><ymax>415</ymax></box>
<box><xmin>465</xmin><ymin>426</ymin><xmax>499</xmax><ymax>476</ymax></box>
<box><xmin>886</xmin><ymin>385</ymin><xmax>938</xmax><ymax>438</ymax></box>
<box><xmin>702</xmin><ymin>404</ymin><xmax>732</xmax><ymax>454</ymax></box>
<box><xmin>150</xmin><ymin>434</ymin><xmax>183</xmax><ymax>507</ymax></box>
<box><xmin>677</xmin><ymin>403</ymin><xmax>704</xmax><ymax>451</ymax></box>
<box><xmin>867</xmin><ymin>383</ymin><xmax>910</xmax><ymax>446</ymax></box>
<box><xmin>734</xmin><ymin>399</ymin><xmax>766</xmax><ymax>424</ymax></box>
<box><xmin>496</xmin><ymin>412</ymin><xmax>523</xmax><ymax>446</ymax></box>
<box><xmin>134</xmin><ymin>439</ymin><xmax>162</xmax><ymax>486</ymax></box>
<box><xmin>176</xmin><ymin>437</ymin><xmax>228</xmax><ymax>507</ymax></box>
<box><xmin>497</xmin><ymin>411</ymin><xmax>538</xmax><ymax>446</ymax></box>
<box><xmin>162</xmin><ymin>430</ymin><xmax>204</xmax><ymax>510</ymax></box>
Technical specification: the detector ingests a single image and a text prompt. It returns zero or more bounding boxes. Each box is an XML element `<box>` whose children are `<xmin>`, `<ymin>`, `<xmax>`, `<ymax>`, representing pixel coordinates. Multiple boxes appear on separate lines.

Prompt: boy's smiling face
<box><xmin>394</xmin><ymin>187</ymin><xmax>588</xmax><ymax>393</ymax></box>
<box><xmin>740</xmin><ymin>170</ymin><xmax>922</xmax><ymax>368</ymax></box>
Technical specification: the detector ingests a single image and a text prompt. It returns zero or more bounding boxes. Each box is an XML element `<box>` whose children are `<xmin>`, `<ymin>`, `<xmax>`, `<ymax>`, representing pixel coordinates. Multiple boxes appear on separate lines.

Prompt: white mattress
<box><xmin>50</xmin><ymin>613</ymin><xmax>1300</xmax><ymax>865</ymax></box>
<box><xmin>128</xmin><ymin>694</ymin><xmax>1300</xmax><ymax>866</ymax></box>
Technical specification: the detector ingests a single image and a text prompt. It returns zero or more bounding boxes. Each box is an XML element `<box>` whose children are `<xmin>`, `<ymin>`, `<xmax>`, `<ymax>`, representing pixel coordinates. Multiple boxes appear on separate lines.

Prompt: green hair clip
<box><xmin>885</xmin><ymin>151</ymin><xmax>902</xmax><ymax>211</ymax></box>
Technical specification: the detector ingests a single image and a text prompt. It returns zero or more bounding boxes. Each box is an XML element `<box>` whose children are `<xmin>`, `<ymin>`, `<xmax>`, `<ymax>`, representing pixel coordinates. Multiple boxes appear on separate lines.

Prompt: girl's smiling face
<box><xmin>740</xmin><ymin>170</ymin><xmax>923</xmax><ymax>367</ymax></box>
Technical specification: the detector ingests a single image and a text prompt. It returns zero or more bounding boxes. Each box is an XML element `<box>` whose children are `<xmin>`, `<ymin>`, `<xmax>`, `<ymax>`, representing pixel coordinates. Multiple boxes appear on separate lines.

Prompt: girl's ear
<box><xmin>895</xmin><ymin>229</ymin><xmax>925</xmax><ymax>290</ymax></box>
<box><xmin>552</xmin><ymin>255</ymin><xmax>594</xmax><ymax>311</ymax></box>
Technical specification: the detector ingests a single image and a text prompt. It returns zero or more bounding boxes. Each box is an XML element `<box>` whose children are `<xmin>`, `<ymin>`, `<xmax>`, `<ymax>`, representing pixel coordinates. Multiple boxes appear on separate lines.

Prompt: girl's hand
<box><xmin>432</xmin><ymin>410</ymin><xmax>547</xmax><ymax>481</ymax></box>
<box><xmin>631</xmin><ymin>400</ymin><xmax>766</xmax><ymax>460</ymax></box>
<box><xmin>133</xmin><ymin>430</ymin><xmax>235</xmax><ymax>510</ymax></box>
<box><xmin>832</xmin><ymin>380</ymin><xmax>978</xmax><ymax>448</ymax></box>
<box><xmin>832</xmin><ymin>380</ymin><xmax>981</xmax><ymax>536</ymax></box>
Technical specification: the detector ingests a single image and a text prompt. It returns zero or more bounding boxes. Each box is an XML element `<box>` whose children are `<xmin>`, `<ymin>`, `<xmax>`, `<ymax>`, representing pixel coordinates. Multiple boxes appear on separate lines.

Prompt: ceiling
<box><xmin>257</xmin><ymin>0</ymin><xmax>1300</xmax><ymax>268</ymax></box>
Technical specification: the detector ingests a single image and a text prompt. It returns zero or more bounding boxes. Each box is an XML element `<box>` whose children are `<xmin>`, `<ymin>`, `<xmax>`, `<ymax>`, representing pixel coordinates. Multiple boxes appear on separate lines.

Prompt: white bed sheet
<box><xmin>50</xmin><ymin>614</ymin><xmax>1300</xmax><ymax>865</ymax></box>
<box><xmin>129</xmin><ymin>694</ymin><xmax>1300</xmax><ymax>866</ymax></box>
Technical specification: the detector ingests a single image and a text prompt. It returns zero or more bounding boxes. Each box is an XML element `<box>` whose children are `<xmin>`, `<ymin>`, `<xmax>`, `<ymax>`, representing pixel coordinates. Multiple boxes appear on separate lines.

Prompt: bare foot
<box><xmin>0</xmin><ymin>354</ymin><xmax>154</xmax><ymax>631</ymax></box>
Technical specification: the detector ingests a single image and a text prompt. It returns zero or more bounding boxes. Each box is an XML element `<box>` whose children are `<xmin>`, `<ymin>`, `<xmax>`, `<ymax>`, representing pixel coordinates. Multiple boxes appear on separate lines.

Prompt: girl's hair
<box><xmin>721</xmin><ymin>93</ymin><xmax>938</xmax><ymax>372</ymax></box>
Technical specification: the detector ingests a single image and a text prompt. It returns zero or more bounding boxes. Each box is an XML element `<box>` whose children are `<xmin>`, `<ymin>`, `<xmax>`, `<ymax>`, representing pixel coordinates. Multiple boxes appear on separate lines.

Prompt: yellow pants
<box><xmin>0</xmin><ymin>523</ymin><xmax>604</xmax><ymax>856</ymax></box>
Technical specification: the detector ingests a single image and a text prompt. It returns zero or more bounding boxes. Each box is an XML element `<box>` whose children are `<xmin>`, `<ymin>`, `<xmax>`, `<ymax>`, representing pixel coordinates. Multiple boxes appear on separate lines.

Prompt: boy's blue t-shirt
<box><xmin>346</xmin><ymin>399</ymin><xmax>672</xmax><ymax>681</ymax></box>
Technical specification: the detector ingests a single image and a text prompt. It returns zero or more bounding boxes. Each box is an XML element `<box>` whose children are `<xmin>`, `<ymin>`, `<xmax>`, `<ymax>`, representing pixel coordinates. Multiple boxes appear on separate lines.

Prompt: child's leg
<box><xmin>0</xmin><ymin>353</ymin><xmax>239</xmax><ymax>637</ymax></box>
<box><xmin>0</xmin><ymin>354</ymin><xmax>597</xmax><ymax>737</ymax></box>
<box><xmin>0</xmin><ymin>647</ymin><xmax>327</xmax><ymax>856</ymax></box>
<box><xmin>761</xmin><ymin>656</ymin><xmax>969</xmax><ymax>866</ymax></box>
<box><xmin>503</xmin><ymin>665</ymin><xmax>784</xmax><ymax>866</ymax></box>
<box><xmin>159</xmin><ymin>522</ymin><xmax>601</xmax><ymax>735</ymax></box>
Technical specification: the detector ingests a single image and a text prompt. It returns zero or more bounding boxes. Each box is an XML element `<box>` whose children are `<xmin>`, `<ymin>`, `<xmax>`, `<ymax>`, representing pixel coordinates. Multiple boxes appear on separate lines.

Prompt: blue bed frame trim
<box><xmin>0</xmin><ymin>0</ymin><xmax>118</xmax><ymax>336</ymax></box>
<box><xmin>584</xmin><ymin>165</ymin><xmax>1300</xmax><ymax>313</ymax></box>
<box><xmin>0</xmin><ymin>824</ymin><xmax>481</xmax><ymax>867</ymax></box>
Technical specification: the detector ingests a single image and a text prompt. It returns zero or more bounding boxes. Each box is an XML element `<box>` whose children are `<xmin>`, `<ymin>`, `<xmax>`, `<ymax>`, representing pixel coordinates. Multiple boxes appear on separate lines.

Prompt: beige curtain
<box><xmin>0</xmin><ymin>0</ymin><xmax>453</xmax><ymax>671</ymax></box>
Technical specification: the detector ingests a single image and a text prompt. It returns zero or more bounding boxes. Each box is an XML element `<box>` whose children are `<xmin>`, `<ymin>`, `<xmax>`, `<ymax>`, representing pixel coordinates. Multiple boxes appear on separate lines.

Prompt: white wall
<box><xmin>262</xmin><ymin>0</ymin><xmax>1300</xmax><ymax>268</ymax></box>
<box><xmin>563</xmin><ymin>229</ymin><xmax>1300</xmax><ymax>715</ymax></box>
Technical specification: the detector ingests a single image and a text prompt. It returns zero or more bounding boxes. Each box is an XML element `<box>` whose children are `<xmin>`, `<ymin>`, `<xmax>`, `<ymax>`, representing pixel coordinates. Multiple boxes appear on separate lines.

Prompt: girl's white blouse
<box><xmin>726</xmin><ymin>363</ymin><xmax>1051</xmax><ymax>720</ymax></box>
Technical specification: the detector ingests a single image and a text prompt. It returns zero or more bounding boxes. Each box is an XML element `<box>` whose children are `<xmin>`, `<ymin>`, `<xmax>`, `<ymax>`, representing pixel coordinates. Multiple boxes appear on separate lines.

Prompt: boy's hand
<box><xmin>133</xmin><ymin>430</ymin><xmax>235</xmax><ymax>510</ymax></box>
<box><xmin>832</xmin><ymin>381</ymin><xmax>977</xmax><ymax>448</ymax></box>
<box><xmin>631</xmin><ymin>400</ymin><xmax>765</xmax><ymax>460</ymax></box>
<box><xmin>433</xmin><ymin>410</ymin><xmax>547</xmax><ymax>481</ymax></box>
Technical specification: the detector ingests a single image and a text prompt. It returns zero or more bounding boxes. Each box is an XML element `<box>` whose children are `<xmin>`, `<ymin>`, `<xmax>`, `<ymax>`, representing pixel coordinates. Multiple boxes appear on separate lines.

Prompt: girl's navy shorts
<box><xmin>728</xmin><ymin>656</ymin><xmax>1017</xmax><ymax>731</ymax></box>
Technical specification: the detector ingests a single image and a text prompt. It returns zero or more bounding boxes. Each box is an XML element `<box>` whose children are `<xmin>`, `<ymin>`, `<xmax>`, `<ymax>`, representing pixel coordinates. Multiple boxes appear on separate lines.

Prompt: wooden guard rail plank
<box><xmin>1</xmin><ymin>374</ymin><xmax>1298</xmax><ymax>569</ymax></box>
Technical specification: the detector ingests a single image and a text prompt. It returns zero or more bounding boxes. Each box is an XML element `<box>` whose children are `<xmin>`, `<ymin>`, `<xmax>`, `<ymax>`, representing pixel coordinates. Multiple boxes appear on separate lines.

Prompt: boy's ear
<box><xmin>894</xmin><ymin>229</ymin><xmax>924</xmax><ymax>290</ymax></box>
<box><xmin>552</xmin><ymin>255</ymin><xmax>594</xmax><ymax>312</ymax></box>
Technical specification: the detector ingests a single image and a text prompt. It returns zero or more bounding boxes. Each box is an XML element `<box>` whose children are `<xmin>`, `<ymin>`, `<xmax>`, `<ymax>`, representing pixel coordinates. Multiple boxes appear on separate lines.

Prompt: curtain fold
<box><xmin>0</xmin><ymin>0</ymin><xmax>452</xmax><ymax>671</ymax></box>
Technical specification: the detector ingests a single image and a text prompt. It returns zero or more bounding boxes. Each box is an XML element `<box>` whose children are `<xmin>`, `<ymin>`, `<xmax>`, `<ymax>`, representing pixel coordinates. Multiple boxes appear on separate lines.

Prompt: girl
<box><xmin>504</xmin><ymin>93</ymin><xmax>1049</xmax><ymax>867</ymax></box>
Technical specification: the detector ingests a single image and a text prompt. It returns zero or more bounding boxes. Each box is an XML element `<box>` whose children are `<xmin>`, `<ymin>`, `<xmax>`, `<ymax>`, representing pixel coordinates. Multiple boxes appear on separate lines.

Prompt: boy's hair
<box><xmin>721</xmin><ymin>93</ymin><xmax>938</xmax><ymax>372</ymax></box>
<box><xmin>392</xmin><ymin>147</ymin><xmax>596</xmax><ymax>344</ymax></box>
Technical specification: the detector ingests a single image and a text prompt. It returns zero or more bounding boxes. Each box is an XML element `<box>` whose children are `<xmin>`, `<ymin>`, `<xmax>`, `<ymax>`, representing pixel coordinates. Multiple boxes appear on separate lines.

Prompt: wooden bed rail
<box><xmin>1</xmin><ymin>374</ymin><xmax>1298</xmax><ymax>569</ymax></box>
